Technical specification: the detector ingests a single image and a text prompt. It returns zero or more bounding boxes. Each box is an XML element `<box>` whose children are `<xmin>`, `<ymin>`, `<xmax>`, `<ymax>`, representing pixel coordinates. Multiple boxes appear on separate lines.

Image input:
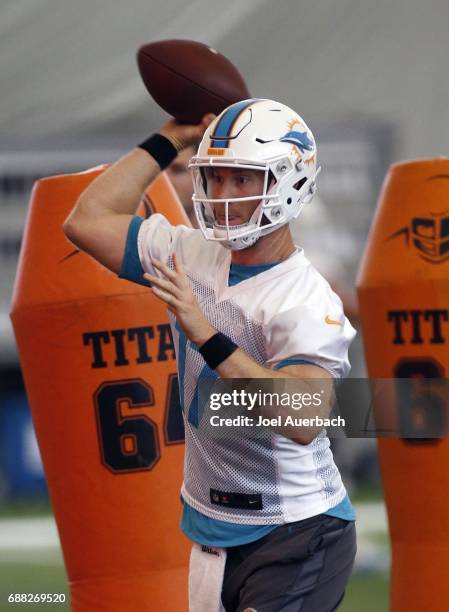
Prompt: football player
<box><xmin>64</xmin><ymin>98</ymin><xmax>357</xmax><ymax>612</ymax></box>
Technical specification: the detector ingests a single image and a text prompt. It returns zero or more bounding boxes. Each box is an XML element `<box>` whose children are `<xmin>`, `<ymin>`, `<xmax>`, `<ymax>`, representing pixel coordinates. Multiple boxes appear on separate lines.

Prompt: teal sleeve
<box><xmin>118</xmin><ymin>216</ymin><xmax>149</xmax><ymax>287</ymax></box>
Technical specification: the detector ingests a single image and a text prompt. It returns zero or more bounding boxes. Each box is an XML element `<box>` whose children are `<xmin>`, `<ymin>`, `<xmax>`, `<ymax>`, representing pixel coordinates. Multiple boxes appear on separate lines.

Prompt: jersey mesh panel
<box><xmin>180</xmin><ymin>268</ymin><xmax>281</xmax><ymax>522</ymax></box>
<box><xmin>312</xmin><ymin>431</ymin><xmax>339</xmax><ymax>499</ymax></box>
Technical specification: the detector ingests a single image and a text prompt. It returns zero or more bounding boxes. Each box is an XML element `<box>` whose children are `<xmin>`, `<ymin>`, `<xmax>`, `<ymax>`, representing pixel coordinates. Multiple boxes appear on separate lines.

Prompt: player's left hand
<box><xmin>144</xmin><ymin>254</ymin><xmax>216</xmax><ymax>346</ymax></box>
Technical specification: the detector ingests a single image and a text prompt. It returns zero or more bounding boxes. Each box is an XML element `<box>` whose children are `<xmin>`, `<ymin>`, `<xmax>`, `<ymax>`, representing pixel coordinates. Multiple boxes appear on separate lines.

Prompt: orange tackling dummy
<box><xmin>357</xmin><ymin>158</ymin><xmax>449</xmax><ymax>611</ymax></box>
<box><xmin>11</xmin><ymin>168</ymin><xmax>191</xmax><ymax>611</ymax></box>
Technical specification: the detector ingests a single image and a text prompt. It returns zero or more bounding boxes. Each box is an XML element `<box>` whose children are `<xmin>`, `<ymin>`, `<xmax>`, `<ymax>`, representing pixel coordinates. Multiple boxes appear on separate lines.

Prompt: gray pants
<box><xmin>221</xmin><ymin>514</ymin><xmax>357</xmax><ymax>612</ymax></box>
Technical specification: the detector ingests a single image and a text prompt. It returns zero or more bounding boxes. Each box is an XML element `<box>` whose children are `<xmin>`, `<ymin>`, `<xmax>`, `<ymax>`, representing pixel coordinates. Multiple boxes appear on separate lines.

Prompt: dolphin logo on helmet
<box><xmin>279</xmin><ymin>130</ymin><xmax>314</xmax><ymax>153</ymax></box>
<box><xmin>257</xmin><ymin>130</ymin><xmax>314</xmax><ymax>154</ymax></box>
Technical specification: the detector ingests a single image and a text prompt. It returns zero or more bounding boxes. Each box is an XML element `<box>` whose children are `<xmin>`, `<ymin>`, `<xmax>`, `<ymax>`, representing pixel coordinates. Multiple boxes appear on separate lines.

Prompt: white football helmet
<box><xmin>189</xmin><ymin>98</ymin><xmax>320</xmax><ymax>250</ymax></box>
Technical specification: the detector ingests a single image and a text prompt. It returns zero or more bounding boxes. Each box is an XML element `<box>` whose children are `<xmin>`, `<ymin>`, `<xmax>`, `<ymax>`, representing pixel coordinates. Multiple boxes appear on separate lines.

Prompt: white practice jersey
<box><xmin>135</xmin><ymin>213</ymin><xmax>356</xmax><ymax>524</ymax></box>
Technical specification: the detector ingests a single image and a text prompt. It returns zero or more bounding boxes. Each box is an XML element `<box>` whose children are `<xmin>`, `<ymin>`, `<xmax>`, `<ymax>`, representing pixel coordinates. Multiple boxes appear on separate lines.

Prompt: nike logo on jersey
<box><xmin>325</xmin><ymin>315</ymin><xmax>343</xmax><ymax>326</ymax></box>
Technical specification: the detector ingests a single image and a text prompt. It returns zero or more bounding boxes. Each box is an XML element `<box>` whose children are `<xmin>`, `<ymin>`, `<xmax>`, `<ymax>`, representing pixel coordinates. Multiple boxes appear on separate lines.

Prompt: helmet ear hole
<box><xmin>293</xmin><ymin>177</ymin><xmax>307</xmax><ymax>191</ymax></box>
<box><xmin>260</xmin><ymin>213</ymin><xmax>271</xmax><ymax>226</ymax></box>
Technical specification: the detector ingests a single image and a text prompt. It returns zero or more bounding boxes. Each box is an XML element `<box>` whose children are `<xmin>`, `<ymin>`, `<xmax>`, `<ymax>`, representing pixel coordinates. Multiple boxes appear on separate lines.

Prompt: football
<box><xmin>136</xmin><ymin>39</ymin><xmax>251</xmax><ymax>124</ymax></box>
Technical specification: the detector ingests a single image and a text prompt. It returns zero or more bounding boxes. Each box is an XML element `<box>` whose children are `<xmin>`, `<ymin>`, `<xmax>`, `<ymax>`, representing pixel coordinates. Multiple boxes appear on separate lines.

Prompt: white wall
<box><xmin>1</xmin><ymin>0</ymin><xmax>448</xmax><ymax>159</ymax></box>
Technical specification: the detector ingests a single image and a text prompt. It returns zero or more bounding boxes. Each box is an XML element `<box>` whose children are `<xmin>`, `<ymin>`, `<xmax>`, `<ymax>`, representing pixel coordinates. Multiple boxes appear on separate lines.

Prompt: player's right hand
<box><xmin>159</xmin><ymin>113</ymin><xmax>215</xmax><ymax>150</ymax></box>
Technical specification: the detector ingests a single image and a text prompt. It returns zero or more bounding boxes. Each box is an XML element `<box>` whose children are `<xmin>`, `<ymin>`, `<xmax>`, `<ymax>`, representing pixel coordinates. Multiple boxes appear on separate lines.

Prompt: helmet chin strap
<box><xmin>223</xmin><ymin>235</ymin><xmax>259</xmax><ymax>251</ymax></box>
<box><xmin>213</xmin><ymin>222</ymin><xmax>261</xmax><ymax>250</ymax></box>
<box><xmin>212</xmin><ymin>200</ymin><xmax>264</xmax><ymax>250</ymax></box>
<box><xmin>212</xmin><ymin>195</ymin><xmax>290</xmax><ymax>250</ymax></box>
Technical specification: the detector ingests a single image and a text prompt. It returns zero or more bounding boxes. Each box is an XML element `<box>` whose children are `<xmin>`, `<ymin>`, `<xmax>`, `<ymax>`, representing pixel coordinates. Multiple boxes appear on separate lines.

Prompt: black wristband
<box><xmin>199</xmin><ymin>332</ymin><xmax>238</xmax><ymax>370</ymax></box>
<box><xmin>137</xmin><ymin>133</ymin><xmax>178</xmax><ymax>170</ymax></box>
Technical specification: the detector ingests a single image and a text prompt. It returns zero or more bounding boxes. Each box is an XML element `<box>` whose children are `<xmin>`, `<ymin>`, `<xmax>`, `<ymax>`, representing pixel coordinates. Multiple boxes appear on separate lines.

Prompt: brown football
<box><xmin>137</xmin><ymin>39</ymin><xmax>251</xmax><ymax>124</ymax></box>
